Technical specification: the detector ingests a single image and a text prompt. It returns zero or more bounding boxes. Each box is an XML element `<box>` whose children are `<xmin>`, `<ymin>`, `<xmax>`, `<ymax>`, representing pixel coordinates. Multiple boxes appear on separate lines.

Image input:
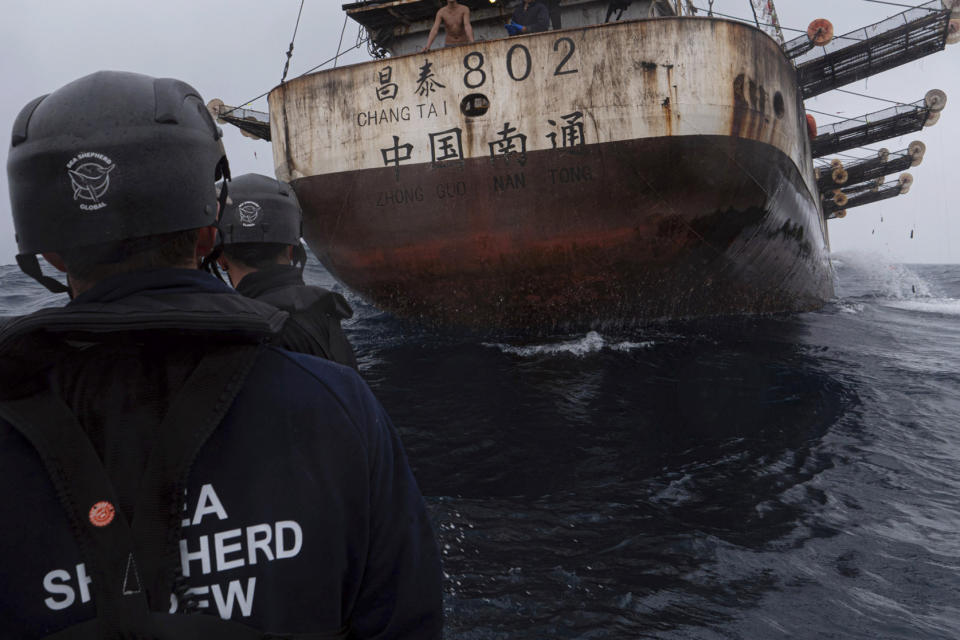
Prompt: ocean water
<box><xmin>2</xmin><ymin>254</ymin><xmax>959</xmax><ymax>639</ymax></box>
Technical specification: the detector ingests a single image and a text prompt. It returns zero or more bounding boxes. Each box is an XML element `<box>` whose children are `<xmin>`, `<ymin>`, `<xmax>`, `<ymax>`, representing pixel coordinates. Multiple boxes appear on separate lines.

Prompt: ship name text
<box><xmin>370</xmin><ymin>161</ymin><xmax>595</xmax><ymax>209</ymax></box>
<box><xmin>375</xmin><ymin>181</ymin><xmax>469</xmax><ymax>206</ymax></box>
<box><xmin>549</xmin><ymin>165</ymin><xmax>593</xmax><ymax>184</ymax></box>
<box><xmin>493</xmin><ymin>172</ymin><xmax>526</xmax><ymax>192</ymax></box>
<box><xmin>357</xmin><ymin>102</ymin><xmax>448</xmax><ymax>127</ymax></box>
<box><xmin>376</xmin><ymin>186</ymin><xmax>424</xmax><ymax>206</ymax></box>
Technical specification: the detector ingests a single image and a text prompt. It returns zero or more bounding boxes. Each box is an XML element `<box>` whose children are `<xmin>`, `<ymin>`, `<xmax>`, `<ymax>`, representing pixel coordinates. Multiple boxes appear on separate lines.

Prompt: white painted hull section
<box><xmin>270</xmin><ymin>18</ymin><xmax>816</xmax><ymax>196</ymax></box>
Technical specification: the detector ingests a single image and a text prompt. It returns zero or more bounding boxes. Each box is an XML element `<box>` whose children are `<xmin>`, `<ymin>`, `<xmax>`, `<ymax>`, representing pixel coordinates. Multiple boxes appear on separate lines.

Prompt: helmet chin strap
<box><xmin>292</xmin><ymin>243</ymin><xmax>308</xmax><ymax>274</ymax></box>
<box><xmin>210</xmin><ymin>256</ymin><xmax>234</xmax><ymax>287</ymax></box>
<box><xmin>201</xmin><ymin>173</ymin><xmax>230</xmax><ymax>282</ymax></box>
<box><xmin>16</xmin><ymin>254</ymin><xmax>72</xmax><ymax>298</ymax></box>
<box><xmin>200</xmin><ymin>243</ymin><xmax>226</xmax><ymax>283</ymax></box>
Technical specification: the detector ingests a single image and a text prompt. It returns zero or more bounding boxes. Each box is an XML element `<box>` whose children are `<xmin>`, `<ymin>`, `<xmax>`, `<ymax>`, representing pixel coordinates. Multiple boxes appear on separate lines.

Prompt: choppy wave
<box><xmin>3</xmin><ymin>257</ymin><xmax>960</xmax><ymax>638</ymax></box>
<box><xmin>836</xmin><ymin>301</ymin><xmax>866</xmax><ymax>315</ymax></box>
<box><xmin>880</xmin><ymin>298</ymin><xmax>960</xmax><ymax>316</ymax></box>
<box><xmin>0</xmin><ymin>265</ymin><xmax>65</xmax><ymax>316</ymax></box>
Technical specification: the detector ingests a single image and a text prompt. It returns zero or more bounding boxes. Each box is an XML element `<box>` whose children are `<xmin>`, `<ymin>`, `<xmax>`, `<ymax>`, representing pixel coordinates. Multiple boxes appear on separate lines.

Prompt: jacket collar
<box><xmin>235</xmin><ymin>265</ymin><xmax>305</xmax><ymax>299</ymax></box>
<box><xmin>0</xmin><ymin>268</ymin><xmax>288</xmax><ymax>356</ymax></box>
<box><xmin>69</xmin><ymin>268</ymin><xmax>236</xmax><ymax>305</ymax></box>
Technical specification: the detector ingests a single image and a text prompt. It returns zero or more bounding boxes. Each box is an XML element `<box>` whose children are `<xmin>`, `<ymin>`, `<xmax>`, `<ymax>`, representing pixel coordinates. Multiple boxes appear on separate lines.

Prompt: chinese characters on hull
<box><xmin>381</xmin><ymin>135</ymin><xmax>414</xmax><ymax>180</ymax></box>
<box><xmin>370</xmin><ymin>43</ymin><xmax>589</xmax><ymax>176</ymax></box>
<box><xmin>415</xmin><ymin>60</ymin><xmax>446</xmax><ymax>98</ymax></box>
<box><xmin>546</xmin><ymin>111</ymin><xmax>585</xmax><ymax>152</ymax></box>
<box><xmin>488</xmin><ymin>122</ymin><xmax>527</xmax><ymax>166</ymax></box>
<box><xmin>380</xmin><ymin>113</ymin><xmax>589</xmax><ymax>178</ymax></box>
<box><xmin>376</xmin><ymin>66</ymin><xmax>399</xmax><ymax>101</ymax></box>
<box><xmin>429</xmin><ymin>128</ymin><xmax>464</xmax><ymax>167</ymax></box>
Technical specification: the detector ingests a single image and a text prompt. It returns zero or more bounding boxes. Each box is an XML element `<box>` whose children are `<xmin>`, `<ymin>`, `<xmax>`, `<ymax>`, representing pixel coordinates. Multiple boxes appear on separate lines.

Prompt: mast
<box><xmin>750</xmin><ymin>0</ymin><xmax>785</xmax><ymax>44</ymax></box>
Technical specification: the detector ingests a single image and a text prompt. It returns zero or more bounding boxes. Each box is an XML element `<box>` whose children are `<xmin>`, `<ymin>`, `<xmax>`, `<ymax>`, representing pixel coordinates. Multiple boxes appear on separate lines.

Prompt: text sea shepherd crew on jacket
<box><xmin>0</xmin><ymin>70</ymin><xmax>443</xmax><ymax>639</ymax></box>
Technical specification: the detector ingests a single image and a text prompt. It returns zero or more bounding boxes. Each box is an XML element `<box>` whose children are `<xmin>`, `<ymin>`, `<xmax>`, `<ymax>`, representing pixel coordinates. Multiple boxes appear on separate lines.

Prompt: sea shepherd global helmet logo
<box><xmin>238</xmin><ymin>201</ymin><xmax>262</xmax><ymax>227</ymax></box>
<box><xmin>66</xmin><ymin>152</ymin><xmax>115</xmax><ymax>211</ymax></box>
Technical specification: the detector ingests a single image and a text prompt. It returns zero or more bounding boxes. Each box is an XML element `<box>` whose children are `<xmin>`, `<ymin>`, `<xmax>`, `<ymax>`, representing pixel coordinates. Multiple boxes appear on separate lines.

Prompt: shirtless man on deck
<box><xmin>422</xmin><ymin>0</ymin><xmax>474</xmax><ymax>50</ymax></box>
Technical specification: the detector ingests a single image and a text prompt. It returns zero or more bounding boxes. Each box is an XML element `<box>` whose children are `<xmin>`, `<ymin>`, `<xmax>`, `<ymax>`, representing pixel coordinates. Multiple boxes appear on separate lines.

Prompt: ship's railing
<box><xmin>345</xmin><ymin>0</ymin><xmax>680</xmax><ymax>57</ymax></box>
<box><xmin>782</xmin><ymin>33</ymin><xmax>816</xmax><ymax>60</ymax></box>
<box><xmin>841</xmin><ymin>177</ymin><xmax>887</xmax><ymax>197</ymax></box>
<box><xmin>793</xmin><ymin>0</ymin><xmax>952</xmax><ymax>99</ymax></box>
<box><xmin>810</xmin><ymin>99</ymin><xmax>934</xmax><ymax>158</ymax></box>
<box><xmin>815</xmin><ymin>144</ymin><xmax>923</xmax><ymax>192</ymax></box>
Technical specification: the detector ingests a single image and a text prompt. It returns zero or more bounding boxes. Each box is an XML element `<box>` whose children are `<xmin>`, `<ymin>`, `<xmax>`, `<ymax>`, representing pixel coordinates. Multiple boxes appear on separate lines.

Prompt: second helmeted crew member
<box><xmin>216</xmin><ymin>173</ymin><xmax>358</xmax><ymax>369</ymax></box>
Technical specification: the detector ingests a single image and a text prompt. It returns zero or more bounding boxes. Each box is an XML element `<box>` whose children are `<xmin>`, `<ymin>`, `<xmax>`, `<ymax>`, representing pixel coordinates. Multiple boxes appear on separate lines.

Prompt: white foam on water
<box><xmin>837</xmin><ymin>301</ymin><xmax>865</xmax><ymax>315</ymax></box>
<box><xmin>880</xmin><ymin>298</ymin><xmax>960</xmax><ymax>316</ymax></box>
<box><xmin>485</xmin><ymin>330</ymin><xmax>655</xmax><ymax>357</ymax></box>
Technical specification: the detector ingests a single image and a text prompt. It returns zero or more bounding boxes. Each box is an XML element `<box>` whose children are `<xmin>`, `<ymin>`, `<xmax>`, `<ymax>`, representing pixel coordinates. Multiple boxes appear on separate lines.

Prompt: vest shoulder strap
<box><xmin>0</xmin><ymin>343</ymin><xmax>347</xmax><ymax>639</ymax></box>
<box><xmin>0</xmin><ymin>382</ymin><xmax>152</xmax><ymax>636</ymax></box>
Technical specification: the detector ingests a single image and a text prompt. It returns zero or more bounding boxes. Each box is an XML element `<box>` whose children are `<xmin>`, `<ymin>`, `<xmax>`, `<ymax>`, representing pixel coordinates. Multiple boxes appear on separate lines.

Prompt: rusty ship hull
<box><xmin>269</xmin><ymin>17</ymin><xmax>834</xmax><ymax>329</ymax></box>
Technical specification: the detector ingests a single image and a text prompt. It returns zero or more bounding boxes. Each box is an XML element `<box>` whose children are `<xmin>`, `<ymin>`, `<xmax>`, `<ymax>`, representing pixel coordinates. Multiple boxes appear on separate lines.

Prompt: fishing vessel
<box><xmin>212</xmin><ymin>0</ymin><xmax>959</xmax><ymax>329</ymax></box>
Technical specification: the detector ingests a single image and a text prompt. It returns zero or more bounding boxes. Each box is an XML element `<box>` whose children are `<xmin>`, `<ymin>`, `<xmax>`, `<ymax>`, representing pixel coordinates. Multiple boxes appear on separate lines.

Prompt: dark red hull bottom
<box><xmin>293</xmin><ymin>136</ymin><xmax>834</xmax><ymax>329</ymax></box>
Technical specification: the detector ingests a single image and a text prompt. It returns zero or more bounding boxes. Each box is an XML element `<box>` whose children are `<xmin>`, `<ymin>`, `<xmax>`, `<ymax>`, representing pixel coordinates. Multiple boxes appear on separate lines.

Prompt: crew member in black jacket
<box><xmin>215</xmin><ymin>173</ymin><xmax>358</xmax><ymax>369</ymax></box>
<box><xmin>0</xmin><ymin>71</ymin><xmax>441</xmax><ymax>639</ymax></box>
<box><xmin>511</xmin><ymin>0</ymin><xmax>551</xmax><ymax>33</ymax></box>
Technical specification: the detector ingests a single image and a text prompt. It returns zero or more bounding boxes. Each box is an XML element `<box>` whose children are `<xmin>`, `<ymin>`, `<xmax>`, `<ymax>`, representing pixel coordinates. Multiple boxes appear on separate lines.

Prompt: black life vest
<box><xmin>0</xmin><ymin>282</ymin><xmax>349</xmax><ymax>640</ymax></box>
<box><xmin>235</xmin><ymin>266</ymin><xmax>357</xmax><ymax>370</ymax></box>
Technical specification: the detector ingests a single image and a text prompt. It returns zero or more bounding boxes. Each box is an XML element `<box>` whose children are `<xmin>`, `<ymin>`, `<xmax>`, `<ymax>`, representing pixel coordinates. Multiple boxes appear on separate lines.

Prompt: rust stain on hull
<box><xmin>293</xmin><ymin>136</ymin><xmax>832</xmax><ymax>330</ymax></box>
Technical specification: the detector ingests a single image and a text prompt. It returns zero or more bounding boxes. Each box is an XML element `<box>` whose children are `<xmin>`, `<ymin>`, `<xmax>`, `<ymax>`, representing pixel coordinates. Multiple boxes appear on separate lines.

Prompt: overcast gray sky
<box><xmin>1</xmin><ymin>0</ymin><xmax>957</xmax><ymax>265</ymax></box>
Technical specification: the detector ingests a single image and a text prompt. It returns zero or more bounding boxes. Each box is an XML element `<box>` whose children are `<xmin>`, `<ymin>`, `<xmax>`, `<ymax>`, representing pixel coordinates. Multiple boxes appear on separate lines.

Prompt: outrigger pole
<box><xmin>816</xmin><ymin>142</ymin><xmax>926</xmax><ymax>194</ymax></box>
<box><xmin>207</xmin><ymin>100</ymin><xmax>271</xmax><ymax>141</ymax></box>
<box><xmin>823</xmin><ymin>174</ymin><xmax>915</xmax><ymax>219</ymax></box>
<box><xmin>788</xmin><ymin>0</ymin><xmax>957</xmax><ymax>98</ymax></box>
<box><xmin>810</xmin><ymin>91</ymin><xmax>945</xmax><ymax>158</ymax></box>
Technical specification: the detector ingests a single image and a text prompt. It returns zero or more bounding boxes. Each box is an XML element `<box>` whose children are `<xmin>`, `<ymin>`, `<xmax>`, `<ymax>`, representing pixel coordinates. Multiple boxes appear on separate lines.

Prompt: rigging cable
<box><xmin>222</xmin><ymin>36</ymin><xmax>369</xmax><ymax>117</ymax></box>
<box><xmin>334</xmin><ymin>14</ymin><xmax>349</xmax><ymax>69</ymax></box>
<box><xmin>835</xmin><ymin>87</ymin><xmax>914</xmax><ymax>107</ymax></box>
<box><xmin>836</xmin><ymin>150</ymin><xmax>875</xmax><ymax>160</ymax></box>
<box><xmin>748</xmin><ymin>0</ymin><xmax>761</xmax><ymax>29</ymax></box>
<box><xmin>805</xmin><ymin>107</ymin><xmax>858</xmax><ymax>121</ymax></box>
<box><xmin>280</xmin><ymin>0</ymin><xmax>307</xmax><ymax>84</ymax></box>
<box><xmin>861</xmin><ymin>0</ymin><xmax>941</xmax><ymax>11</ymax></box>
<box><xmin>300</xmin><ymin>35</ymin><xmax>369</xmax><ymax>76</ymax></box>
<box><xmin>690</xmin><ymin>6</ymin><xmax>815</xmax><ymax>36</ymax></box>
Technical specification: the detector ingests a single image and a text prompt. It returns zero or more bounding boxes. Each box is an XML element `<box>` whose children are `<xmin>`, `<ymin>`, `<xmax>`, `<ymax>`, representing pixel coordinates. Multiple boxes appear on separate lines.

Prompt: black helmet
<box><xmin>7</xmin><ymin>70</ymin><xmax>230</xmax><ymax>292</ymax></box>
<box><xmin>217</xmin><ymin>173</ymin><xmax>302</xmax><ymax>246</ymax></box>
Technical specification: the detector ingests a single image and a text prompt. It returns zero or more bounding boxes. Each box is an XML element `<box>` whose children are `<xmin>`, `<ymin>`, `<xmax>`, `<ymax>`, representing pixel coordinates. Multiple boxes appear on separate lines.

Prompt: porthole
<box><xmin>773</xmin><ymin>92</ymin><xmax>785</xmax><ymax>118</ymax></box>
<box><xmin>460</xmin><ymin>93</ymin><xmax>490</xmax><ymax>117</ymax></box>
